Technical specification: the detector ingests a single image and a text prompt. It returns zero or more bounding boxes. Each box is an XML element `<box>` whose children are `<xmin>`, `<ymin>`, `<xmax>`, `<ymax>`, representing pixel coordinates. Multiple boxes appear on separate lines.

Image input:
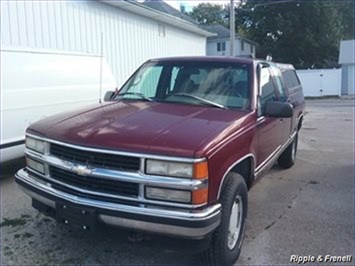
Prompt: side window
<box><xmin>260</xmin><ymin>67</ymin><xmax>277</xmax><ymax>114</ymax></box>
<box><xmin>217</xmin><ymin>42</ymin><xmax>226</xmax><ymax>52</ymax></box>
<box><xmin>282</xmin><ymin>70</ymin><xmax>300</xmax><ymax>89</ymax></box>
<box><xmin>290</xmin><ymin>70</ymin><xmax>301</xmax><ymax>87</ymax></box>
<box><xmin>270</xmin><ymin>66</ymin><xmax>287</xmax><ymax>101</ymax></box>
<box><xmin>169</xmin><ymin>67</ymin><xmax>179</xmax><ymax>92</ymax></box>
<box><xmin>222</xmin><ymin>42</ymin><xmax>226</xmax><ymax>51</ymax></box>
<box><xmin>282</xmin><ymin>71</ymin><xmax>289</xmax><ymax>88</ymax></box>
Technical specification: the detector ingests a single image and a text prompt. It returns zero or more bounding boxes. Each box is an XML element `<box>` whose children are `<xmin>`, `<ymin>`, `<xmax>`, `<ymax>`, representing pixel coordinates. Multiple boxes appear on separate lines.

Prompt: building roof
<box><xmin>203</xmin><ymin>25</ymin><xmax>232</xmax><ymax>40</ymax></box>
<box><xmin>339</xmin><ymin>40</ymin><xmax>355</xmax><ymax>65</ymax></box>
<box><xmin>99</xmin><ymin>0</ymin><xmax>215</xmax><ymax>37</ymax></box>
<box><xmin>204</xmin><ymin>24</ymin><xmax>258</xmax><ymax>45</ymax></box>
<box><xmin>141</xmin><ymin>0</ymin><xmax>197</xmax><ymax>25</ymax></box>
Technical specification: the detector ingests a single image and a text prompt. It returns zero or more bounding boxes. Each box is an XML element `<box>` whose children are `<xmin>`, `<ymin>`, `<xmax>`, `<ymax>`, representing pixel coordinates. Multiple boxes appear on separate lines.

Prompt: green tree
<box><xmin>189</xmin><ymin>3</ymin><xmax>229</xmax><ymax>26</ymax></box>
<box><xmin>235</xmin><ymin>0</ymin><xmax>354</xmax><ymax>68</ymax></box>
<box><xmin>336</xmin><ymin>0</ymin><xmax>354</xmax><ymax>40</ymax></box>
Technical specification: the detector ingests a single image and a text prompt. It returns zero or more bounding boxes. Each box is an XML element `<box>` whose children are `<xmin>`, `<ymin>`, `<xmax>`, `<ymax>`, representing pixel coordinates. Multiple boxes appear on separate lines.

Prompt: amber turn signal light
<box><xmin>192</xmin><ymin>188</ymin><xmax>208</xmax><ymax>205</ymax></box>
<box><xmin>193</xmin><ymin>161</ymin><xmax>208</xmax><ymax>179</ymax></box>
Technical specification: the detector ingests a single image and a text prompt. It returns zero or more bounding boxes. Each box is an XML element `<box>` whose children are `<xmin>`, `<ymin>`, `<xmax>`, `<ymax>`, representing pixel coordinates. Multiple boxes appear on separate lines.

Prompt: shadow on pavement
<box><xmin>1</xmin><ymin>157</ymin><xmax>25</xmax><ymax>179</ymax></box>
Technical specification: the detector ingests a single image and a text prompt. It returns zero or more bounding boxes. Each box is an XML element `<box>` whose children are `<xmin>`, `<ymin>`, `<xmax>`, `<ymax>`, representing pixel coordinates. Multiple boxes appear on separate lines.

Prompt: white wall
<box><xmin>296</xmin><ymin>69</ymin><xmax>341</xmax><ymax>97</ymax></box>
<box><xmin>1</xmin><ymin>0</ymin><xmax>207</xmax><ymax>88</ymax></box>
<box><xmin>347</xmin><ymin>65</ymin><xmax>354</xmax><ymax>95</ymax></box>
<box><xmin>236</xmin><ymin>40</ymin><xmax>255</xmax><ymax>57</ymax></box>
<box><xmin>206</xmin><ymin>38</ymin><xmax>255</xmax><ymax>57</ymax></box>
<box><xmin>339</xmin><ymin>40</ymin><xmax>355</xmax><ymax>65</ymax></box>
<box><xmin>206</xmin><ymin>39</ymin><xmax>230</xmax><ymax>56</ymax></box>
<box><xmin>343</xmin><ymin>64</ymin><xmax>355</xmax><ymax>95</ymax></box>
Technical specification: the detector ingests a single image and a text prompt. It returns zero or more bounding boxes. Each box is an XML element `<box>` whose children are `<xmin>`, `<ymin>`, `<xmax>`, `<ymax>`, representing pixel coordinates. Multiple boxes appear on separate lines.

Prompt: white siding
<box><xmin>237</xmin><ymin>40</ymin><xmax>255</xmax><ymax>57</ymax></box>
<box><xmin>338</xmin><ymin>40</ymin><xmax>354</xmax><ymax>95</ymax></box>
<box><xmin>348</xmin><ymin>65</ymin><xmax>354</xmax><ymax>95</ymax></box>
<box><xmin>206</xmin><ymin>38</ymin><xmax>255</xmax><ymax>57</ymax></box>
<box><xmin>296</xmin><ymin>69</ymin><xmax>341</xmax><ymax>97</ymax></box>
<box><xmin>1</xmin><ymin>0</ymin><xmax>207</xmax><ymax>87</ymax></box>
<box><xmin>345</xmin><ymin>64</ymin><xmax>355</xmax><ymax>95</ymax></box>
<box><xmin>206</xmin><ymin>40</ymin><xmax>230</xmax><ymax>56</ymax></box>
<box><xmin>339</xmin><ymin>40</ymin><xmax>354</xmax><ymax>65</ymax></box>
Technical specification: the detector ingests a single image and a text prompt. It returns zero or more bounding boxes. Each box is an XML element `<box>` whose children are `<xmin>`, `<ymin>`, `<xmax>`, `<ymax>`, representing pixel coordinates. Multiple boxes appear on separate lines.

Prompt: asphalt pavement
<box><xmin>1</xmin><ymin>99</ymin><xmax>354</xmax><ymax>265</ymax></box>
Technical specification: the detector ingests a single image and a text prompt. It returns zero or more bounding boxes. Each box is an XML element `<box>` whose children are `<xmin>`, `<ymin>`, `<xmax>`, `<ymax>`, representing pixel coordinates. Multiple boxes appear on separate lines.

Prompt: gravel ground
<box><xmin>1</xmin><ymin>99</ymin><xmax>354</xmax><ymax>265</ymax></box>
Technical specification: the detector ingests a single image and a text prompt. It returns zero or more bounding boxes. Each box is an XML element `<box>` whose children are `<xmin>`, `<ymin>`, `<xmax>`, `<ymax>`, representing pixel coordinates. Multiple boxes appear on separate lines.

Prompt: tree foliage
<box><xmin>189</xmin><ymin>3</ymin><xmax>229</xmax><ymax>26</ymax></box>
<box><xmin>189</xmin><ymin>0</ymin><xmax>354</xmax><ymax>69</ymax></box>
<box><xmin>236</xmin><ymin>0</ymin><xmax>354</xmax><ymax>68</ymax></box>
<box><xmin>335</xmin><ymin>1</ymin><xmax>355</xmax><ymax>40</ymax></box>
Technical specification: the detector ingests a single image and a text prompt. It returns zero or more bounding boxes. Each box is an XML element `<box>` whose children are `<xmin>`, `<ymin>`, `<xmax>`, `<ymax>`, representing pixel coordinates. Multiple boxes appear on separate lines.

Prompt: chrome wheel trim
<box><xmin>227</xmin><ymin>195</ymin><xmax>243</xmax><ymax>250</ymax></box>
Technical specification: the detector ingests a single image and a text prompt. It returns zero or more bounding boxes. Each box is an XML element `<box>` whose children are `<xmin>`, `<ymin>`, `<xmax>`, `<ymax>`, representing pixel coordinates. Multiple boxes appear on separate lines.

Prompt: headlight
<box><xmin>26</xmin><ymin>157</ymin><xmax>45</xmax><ymax>174</ymax></box>
<box><xmin>145</xmin><ymin>187</ymin><xmax>191</xmax><ymax>203</ymax></box>
<box><xmin>145</xmin><ymin>160</ymin><xmax>208</xmax><ymax>179</ymax></box>
<box><xmin>145</xmin><ymin>160</ymin><xmax>192</xmax><ymax>178</ymax></box>
<box><xmin>26</xmin><ymin>136</ymin><xmax>45</xmax><ymax>154</ymax></box>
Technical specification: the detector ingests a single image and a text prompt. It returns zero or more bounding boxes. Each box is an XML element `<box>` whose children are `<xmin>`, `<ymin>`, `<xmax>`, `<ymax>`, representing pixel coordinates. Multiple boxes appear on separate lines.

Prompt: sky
<box><xmin>164</xmin><ymin>0</ymin><xmax>229</xmax><ymax>12</ymax></box>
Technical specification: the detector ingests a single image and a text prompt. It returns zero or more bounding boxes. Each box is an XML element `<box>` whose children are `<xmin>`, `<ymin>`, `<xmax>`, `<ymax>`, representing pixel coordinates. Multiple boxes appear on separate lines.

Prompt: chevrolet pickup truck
<box><xmin>16</xmin><ymin>56</ymin><xmax>305</xmax><ymax>265</ymax></box>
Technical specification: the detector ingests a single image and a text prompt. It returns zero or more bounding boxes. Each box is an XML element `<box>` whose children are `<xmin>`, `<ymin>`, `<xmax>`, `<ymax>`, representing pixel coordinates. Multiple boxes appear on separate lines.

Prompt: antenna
<box><xmin>99</xmin><ymin>32</ymin><xmax>103</xmax><ymax>104</ymax></box>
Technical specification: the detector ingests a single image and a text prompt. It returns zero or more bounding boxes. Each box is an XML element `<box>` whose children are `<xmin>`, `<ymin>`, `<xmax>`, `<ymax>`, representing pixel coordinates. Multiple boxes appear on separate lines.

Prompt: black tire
<box><xmin>278</xmin><ymin>133</ymin><xmax>298</xmax><ymax>169</ymax></box>
<box><xmin>201</xmin><ymin>173</ymin><xmax>248</xmax><ymax>266</ymax></box>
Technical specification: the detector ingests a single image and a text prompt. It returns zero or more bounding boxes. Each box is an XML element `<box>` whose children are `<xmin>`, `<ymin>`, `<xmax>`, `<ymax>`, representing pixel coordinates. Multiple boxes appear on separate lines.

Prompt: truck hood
<box><xmin>28</xmin><ymin>101</ymin><xmax>249</xmax><ymax>158</ymax></box>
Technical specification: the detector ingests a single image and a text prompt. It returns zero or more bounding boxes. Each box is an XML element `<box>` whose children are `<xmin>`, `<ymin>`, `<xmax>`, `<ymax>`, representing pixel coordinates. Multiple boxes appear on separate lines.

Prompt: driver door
<box><xmin>256</xmin><ymin>66</ymin><xmax>284</xmax><ymax>171</ymax></box>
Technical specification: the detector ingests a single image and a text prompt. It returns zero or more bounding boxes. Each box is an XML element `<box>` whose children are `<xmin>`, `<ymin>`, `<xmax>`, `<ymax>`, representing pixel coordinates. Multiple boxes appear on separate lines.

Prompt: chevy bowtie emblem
<box><xmin>72</xmin><ymin>165</ymin><xmax>93</xmax><ymax>176</ymax></box>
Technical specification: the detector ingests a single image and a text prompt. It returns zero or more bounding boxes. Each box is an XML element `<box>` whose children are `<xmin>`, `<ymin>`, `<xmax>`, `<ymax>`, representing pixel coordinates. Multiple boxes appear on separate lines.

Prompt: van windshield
<box><xmin>115</xmin><ymin>61</ymin><xmax>251</xmax><ymax>110</ymax></box>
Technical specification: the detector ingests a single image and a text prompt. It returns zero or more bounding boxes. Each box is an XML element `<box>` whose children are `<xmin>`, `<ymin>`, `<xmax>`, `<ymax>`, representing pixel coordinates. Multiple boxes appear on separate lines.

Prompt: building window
<box><xmin>250</xmin><ymin>45</ymin><xmax>254</xmax><ymax>53</ymax></box>
<box><xmin>158</xmin><ymin>24</ymin><xmax>165</xmax><ymax>37</ymax></box>
<box><xmin>217</xmin><ymin>42</ymin><xmax>226</xmax><ymax>52</ymax></box>
<box><xmin>241</xmin><ymin>40</ymin><xmax>245</xmax><ymax>51</ymax></box>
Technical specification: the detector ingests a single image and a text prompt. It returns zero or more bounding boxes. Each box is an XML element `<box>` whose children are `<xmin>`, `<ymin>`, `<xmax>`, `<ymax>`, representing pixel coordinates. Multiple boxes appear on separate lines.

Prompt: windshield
<box><xmin>115</xmin><ymin>61</ymin><xmax>251</xmax><ymax>110</ymax></box>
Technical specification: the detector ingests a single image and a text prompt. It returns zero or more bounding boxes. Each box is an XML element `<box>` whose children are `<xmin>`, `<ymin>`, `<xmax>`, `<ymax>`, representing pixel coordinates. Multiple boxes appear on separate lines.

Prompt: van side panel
<box><xmin>0</xmin><ymin>48</ymin><xmax>116</xmax><ymax>162</ymax></box>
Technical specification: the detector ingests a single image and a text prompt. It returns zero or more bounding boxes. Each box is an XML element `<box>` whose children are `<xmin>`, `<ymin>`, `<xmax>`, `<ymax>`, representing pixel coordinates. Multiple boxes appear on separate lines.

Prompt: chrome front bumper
<box><xmin>16</xmin><ymin>168</ymin><xmax>221</xmax><ymax>239</ymax></box>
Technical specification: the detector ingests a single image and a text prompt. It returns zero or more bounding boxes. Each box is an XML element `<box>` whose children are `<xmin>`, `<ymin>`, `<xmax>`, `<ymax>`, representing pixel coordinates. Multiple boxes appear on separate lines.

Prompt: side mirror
<box><xmin>265</xmin><ymin>101</ymin><xmax>293</xmax><ymax>118</ymax></box>
<box><xmin>104</xmin><ymin>91</ymin><xmax>115</xmax><ymax>102</ymax></box>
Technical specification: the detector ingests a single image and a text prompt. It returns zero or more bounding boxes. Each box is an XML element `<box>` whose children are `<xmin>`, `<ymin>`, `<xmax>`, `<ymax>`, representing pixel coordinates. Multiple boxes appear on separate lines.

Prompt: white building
<box><xmin>205</xmin><ymin>25</ymin><xmax>257</xmax><ymax>57</ymax></box>
<box><xmin>339</xmin><ymin>40</ymin><xmax>354</xmax><ymax>96</ymax></box>
<box><xmin>1</xmin><ymin>0</ymin><xmax>213</xmax><ymax>87</ymax></box>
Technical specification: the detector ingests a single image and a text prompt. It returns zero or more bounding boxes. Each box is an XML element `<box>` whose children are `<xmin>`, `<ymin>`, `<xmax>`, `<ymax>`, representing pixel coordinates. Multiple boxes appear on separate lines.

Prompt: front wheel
<box><xmin>278</xmin><ymin>133</ymin><xmax>298</xmax><ymax>169</ymax></box>
<box><xmin>201</xmin><ymin>173</ymin><xmax>248</xmax><ymax>265</ymax></box>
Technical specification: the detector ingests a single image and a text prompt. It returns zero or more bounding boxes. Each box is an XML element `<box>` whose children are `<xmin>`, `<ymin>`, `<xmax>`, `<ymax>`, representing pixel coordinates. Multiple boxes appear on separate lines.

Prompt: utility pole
<box><xmin>230</xmin><ymin>0</ymin><xmax>235</xmax><ymax>56</ymax></box>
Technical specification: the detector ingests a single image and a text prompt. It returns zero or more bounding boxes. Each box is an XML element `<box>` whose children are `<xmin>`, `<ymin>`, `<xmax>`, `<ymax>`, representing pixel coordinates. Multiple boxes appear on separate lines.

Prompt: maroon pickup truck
<box><xmin>16</xmin><ymin>56</ymin><xmax>305</xmax><ymax>265</ymax></box>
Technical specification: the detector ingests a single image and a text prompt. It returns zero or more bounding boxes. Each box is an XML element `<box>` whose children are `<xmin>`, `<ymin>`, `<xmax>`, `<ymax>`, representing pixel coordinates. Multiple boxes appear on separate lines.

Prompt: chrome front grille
<box><xmin>50</xmin><ymin>143</ymin><xmax>140</xmax><ymax>171</ymax></box>
<box><xmin>49</xmin><ymin>166</ymin><xmax>139</xmax><ymax>198</ymax></box>
<box><xmin>24</xmin><ymin>135</ymin><xmax>208</xmax><ymax>209</ymax></box>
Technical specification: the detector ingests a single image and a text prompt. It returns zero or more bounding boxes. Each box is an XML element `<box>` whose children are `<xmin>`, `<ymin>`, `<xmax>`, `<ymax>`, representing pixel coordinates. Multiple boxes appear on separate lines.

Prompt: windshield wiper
<box><xmin>116</xmin><ymin>92</ymin><xmax>154</xmax><ymax>102</ymax></box>
<box><xmin>172</xmin><ymin>93</ymin><xmax>227</xmax><ymax>109</ymax></box>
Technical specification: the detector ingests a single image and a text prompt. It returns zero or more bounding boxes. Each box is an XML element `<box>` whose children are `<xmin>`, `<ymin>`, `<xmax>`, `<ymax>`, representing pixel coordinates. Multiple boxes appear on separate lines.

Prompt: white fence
<box><xmin>296</xmin><ymin>69</ymin><xmax>341</xmax><ymax>97</ymax></box>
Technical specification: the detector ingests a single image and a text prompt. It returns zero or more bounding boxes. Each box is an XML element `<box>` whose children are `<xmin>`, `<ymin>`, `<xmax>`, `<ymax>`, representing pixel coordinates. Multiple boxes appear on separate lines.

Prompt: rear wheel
<box><xmin>278</xmin><ymin>133</ymin><xmax>298</xmax><ymax>168</ymax></box>
<box><xmin>201</xmin><ymin>173</ymin><xmax>248</xmax><ymax>265</ymax></box>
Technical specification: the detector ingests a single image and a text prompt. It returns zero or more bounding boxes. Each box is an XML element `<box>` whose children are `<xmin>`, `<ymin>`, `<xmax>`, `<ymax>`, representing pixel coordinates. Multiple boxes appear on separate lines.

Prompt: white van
<box><xmin>0</xmin><ymin>47</ymin><xmax>116</xmax><ymax>162</ymax></box>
